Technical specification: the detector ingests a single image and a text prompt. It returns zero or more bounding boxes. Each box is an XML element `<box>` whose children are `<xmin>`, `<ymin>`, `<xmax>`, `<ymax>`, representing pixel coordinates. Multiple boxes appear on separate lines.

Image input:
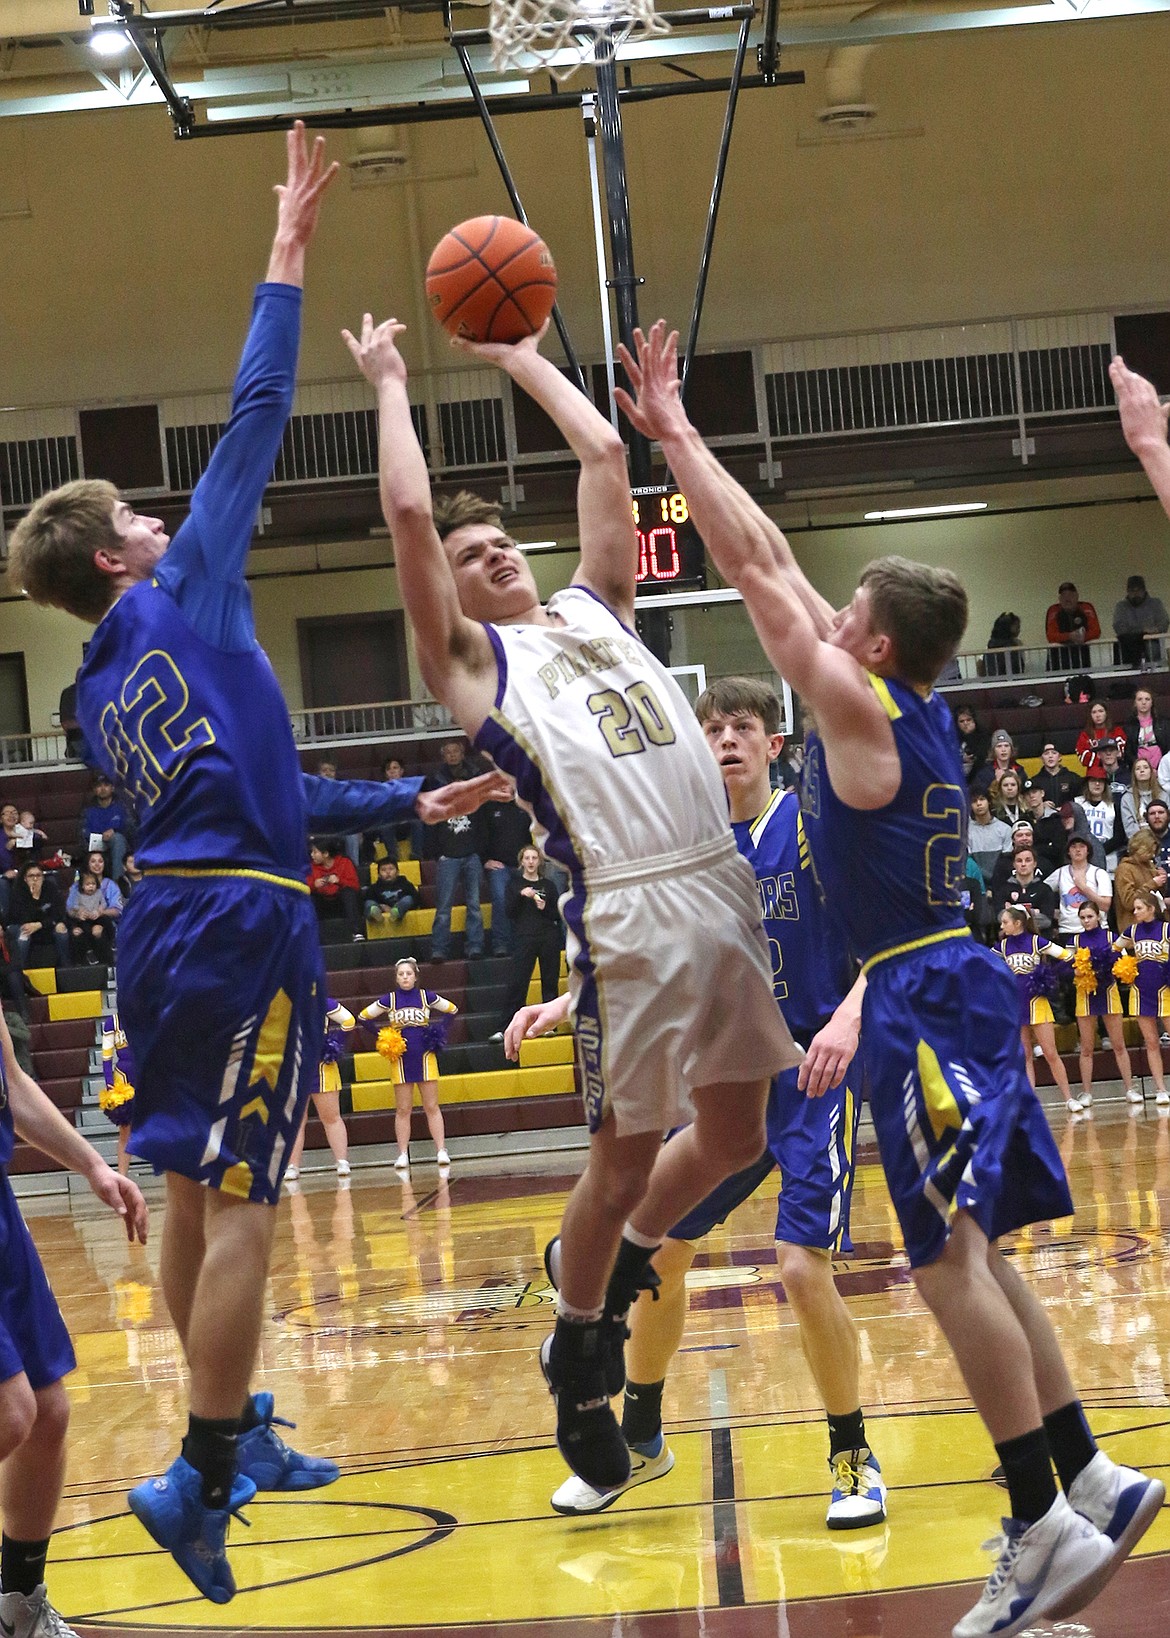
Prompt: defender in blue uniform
<box><xmin>618</xmin><ymin>322</ymin><xmax>1162</xmax><ymax>1638</ymax></box>
<box><xmin>533</xmin><ymin>679</ymin><xmax>883</xmax><ymax>1528</ymax></box>
<box><xmin>8</xmin><ymin>131</ymin><xmax>503</xmax><ymax>1607</ymax></box>
<box><xmin>0</xmin><ymin>1006</ymin><xmax>147</xmax><ymax>1638</ymax></box>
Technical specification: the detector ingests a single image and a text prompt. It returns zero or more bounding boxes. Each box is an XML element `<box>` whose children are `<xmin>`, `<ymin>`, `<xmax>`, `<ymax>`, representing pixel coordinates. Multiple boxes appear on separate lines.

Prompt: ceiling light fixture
<box><xmin>91</xmin><ymin>26</ymin><xmax>131</xmax><ymax>57</ymax></box>
<box><xmin>863</xmin><ymin>502</ymin><xmax>988</xmax><ymax>521</ymax></box>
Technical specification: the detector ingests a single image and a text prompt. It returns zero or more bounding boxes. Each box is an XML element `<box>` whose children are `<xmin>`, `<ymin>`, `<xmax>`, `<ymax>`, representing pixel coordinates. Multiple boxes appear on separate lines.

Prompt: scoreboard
<box><xmin>631</xmin><ymin>486</ymin><xmax>706</xmax><ymax>592</ymax></box>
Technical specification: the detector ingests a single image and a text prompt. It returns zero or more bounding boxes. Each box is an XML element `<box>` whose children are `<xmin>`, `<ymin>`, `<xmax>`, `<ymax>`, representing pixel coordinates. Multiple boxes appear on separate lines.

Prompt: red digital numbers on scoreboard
<box><xmin>630</xmin><ymin>489</ymin><xmax>705</xmax><ymax>588</ymax></box>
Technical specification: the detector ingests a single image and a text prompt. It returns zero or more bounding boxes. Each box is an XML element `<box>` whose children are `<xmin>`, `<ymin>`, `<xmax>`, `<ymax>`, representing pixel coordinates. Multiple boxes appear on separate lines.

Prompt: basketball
<box><xmin>426</xmin><ymin>215</ymin><xmax>557</xmax><ymax>344</ymax></box>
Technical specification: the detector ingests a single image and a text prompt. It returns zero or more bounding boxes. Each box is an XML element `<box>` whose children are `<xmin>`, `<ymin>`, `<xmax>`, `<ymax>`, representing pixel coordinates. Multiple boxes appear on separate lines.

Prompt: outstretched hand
<box><xmin>415</xmin><ymin>769</ymin><xmax>515</xmax><ymax>825</ymax></box>
<box><xmin>503</xmin><ymin>992</ymin><xmax>570</xmax><ymax>1060</ymax></box>
<box><xmin>343</xmin><ymin>314</ymin><xmax>409</xmax><ymax>390</ymax></box>
<box><xmin>450</xmin><ymin>318</ymin><xmax>551</xmax><ymax>371</ymax></box>
<box><xmin>614</xmin><ymin>320</ymin><xmax>688</xmax><ymax>441</ymax></box>
<box><xmin>274</xmin><ymin>121</ymin><xmax>340</xmax><ymax>250</ymax></box>
<box><xmin>1111</xmin><ymin>356</ymin><xmax>1170</xmax><ymax>459</ymax></box>
<box><xmin>89</xmin><ymin>1163</ymin><xmax>149</xmax><ymax>1244</ymax></box>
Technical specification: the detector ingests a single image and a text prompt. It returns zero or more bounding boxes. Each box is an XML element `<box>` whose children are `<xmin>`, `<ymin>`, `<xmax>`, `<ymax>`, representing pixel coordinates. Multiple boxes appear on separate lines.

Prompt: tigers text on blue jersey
<box><xmin>732</xmin><ymin>788</ymin><xmax>853</xmax><ymax>1038</ymax></box>
<box><xmin>801</xmin><ymin>673</ymin><xmax>968</xmax><ymax>967</ymax></box>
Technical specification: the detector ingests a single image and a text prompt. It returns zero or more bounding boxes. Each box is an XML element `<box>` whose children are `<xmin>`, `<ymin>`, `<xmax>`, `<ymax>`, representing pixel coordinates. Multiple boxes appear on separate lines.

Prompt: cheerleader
<box><xmin>994</xmin><ymin>906</ymin><xmax>1078</xmax><ymax>1113</ymax></box>
<box><xmin>286</xmin><ymin>998</ymin><xmax>356</xmax><ymax>1183</ymax></box>
<box><xmin>1070</xmin><ymin>901</ymin><xmax>1136</xmax><ymax>1107</ymax></box>
<box><xmin>359</xmin><ymin>958</ymin><xmax>459</xmax><ymax>1171</ymax></box>
<box><xmin>1113</xmin><ymin>890</ymin><xmax>1170</xmax><ymax>1106</ymax></box>
<box><xmin>100</xmin><ymin>1008</ymin><xmax>136</xmax><ymax>1175</ymax></box>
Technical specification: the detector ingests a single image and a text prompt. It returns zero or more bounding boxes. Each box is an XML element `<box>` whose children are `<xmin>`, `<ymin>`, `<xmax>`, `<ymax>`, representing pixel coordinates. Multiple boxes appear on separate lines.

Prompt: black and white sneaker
<box><xmin>543</xmin><ymin>1235</ymin><xmax>658</xmax><ymax>1398</ymax></box>
<box><xmin>540</xmin><ymin>1324</ymin><xmax>630</xmax><ymax>1491</ymax></box>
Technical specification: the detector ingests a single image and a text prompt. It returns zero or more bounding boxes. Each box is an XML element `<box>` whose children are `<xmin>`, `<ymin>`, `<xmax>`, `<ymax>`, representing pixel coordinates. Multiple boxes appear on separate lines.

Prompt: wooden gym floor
<box><xmin>22</xmin><ymin>1101</ymin><xmax>1170</xmax><ymax>1636</ymax></box>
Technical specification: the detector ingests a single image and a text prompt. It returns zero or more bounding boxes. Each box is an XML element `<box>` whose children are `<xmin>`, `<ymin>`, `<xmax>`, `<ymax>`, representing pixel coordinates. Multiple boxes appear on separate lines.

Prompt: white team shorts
<box><xmin>562</xmin><ymin>832</ymin><xmax>802</xmax><ymax>1136</ymax></box>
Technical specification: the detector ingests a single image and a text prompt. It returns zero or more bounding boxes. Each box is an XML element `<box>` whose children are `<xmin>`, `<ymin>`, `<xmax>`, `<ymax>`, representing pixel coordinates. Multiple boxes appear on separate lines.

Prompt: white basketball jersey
<box><xmin>475</xmin><ymin>585</ymin><xmax>730</xmax><ymax>879</ymax></box>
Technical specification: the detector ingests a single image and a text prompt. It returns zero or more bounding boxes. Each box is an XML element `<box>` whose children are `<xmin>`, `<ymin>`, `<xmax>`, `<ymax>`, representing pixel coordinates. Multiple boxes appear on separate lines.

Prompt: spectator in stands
<box><xmin>971</xmin><ymin>728</ymin><xmax>1024</xmax><ymax>796</ymax></box>
<box><xmin>1112</xmin><ymin>574</ymin><xmax>1168</xmax><ymax>668</ymax></box>
<box><xmin>1076</xmin><ymin>773</ymin><xmax>1126</xmax><ymax>871</ymax></box>
<box><xmin>316</xmin><ymin>758</ymin><xmax>362</xmax><ymax>871</ymax></box>
<box><xmin>7</xmin><ymin>861</ymin><xmax>69</xmax><ymax>973</ymax></box>
<box><xmin>1143</xmin><ymin>799</ymin><xmax>1170</xmax><ymax>871</ymax></box>
<box><xmin>482</xmin><ymin>789</ymin><xmax>532</xmax><ymax>958</ymax></box>
<box><xmin>83</xmin><ymin>849</ymin><xmax>124</xmax><ymax>918</ymax></box>
<box><xmin>1113</xmin><ymin>828</ymin><xmax>1168</xmax><ymax>929</ymax></box>
<box><xmin>1125</xmin><ymin>686</ymin><xmax>1170</xmax><ymax>773</ymax></box>
<box><xmin>953</xmin><ymin>706</ymin><xmax>990</xmax><ymax>786</ymax></box>
<box><xmin>80</xmin><ymin>773</ymin><xmax>133</xmax><ymax>880</ymax></box>
<box><xmin>1096</xmin><ymin>738</ymin><xmax>1129</xmax><ymax>803</ymax></box>
<box><xmin>988</xmin><ymin>820</ymin><xmax>1039</xmax><ymax>892</ymax></box>
<box><xmin>66</xmin><ymin>867</ymin><xmax>119</xmax><ymax>966</ymax></box>
<box><xmin>1076</xmin><ymin>701</ymin><xmax>1127</xmax><ymax>778</ymax></box>
<box><xmin>375</xmin><ymin>754</ymin><xmax>419</xmax><ymax>859</ymax></box>
<box><xmin>1124</xmin><ymin>755</ymin><xmax>1159</xmax><ymax>839</ymax></box>
<box><xmin>983</xmin><ymin>611</ymin><xmax>1025</xmax><ymax>677</ymax></box>
<box><xmin>1046</xmin><ymin>833</ymin><xmax>1112</xmax><ymax>936</ymax></box>
<box><xmin>11</xmin><ymin>808</ymin><xmax>46</xmax><ymax>867</ymax></box>
<box><xmin>961</xmin><ymin>853</ymin><xmax>992</xmax><ymax>941</ymax></box>
<box><xmin>992</xmin><ymin>844</ymin><xmax>1058</xmax><ymax>934</ymax></box>
<box><xmin>363</xmin><ymin>857</ymin><xmax>420</xmax><ymax>930</ymax></box>
<box><xmin>119</xmin><ymin>852</ymin><xmax>144</xmax><ymax>899</ymax></box>
<box><xmin>1046</xmin><ymin>579</ymin><xmax>1100</xmax><ymax>669</ymax></box>
<box><xmin>968</xmin><ymin>791</ymin><xmax>1013</xmax><ymax>883</ymax></box>
<box><xmin>493</xmin><ymin>847</ymin><xmax>565</xmax><ymax>1040</ymax></box>
<box><xmin>428</xmin><ymin>739</ymin><xmax>487</xmax><ymax>963</ymax></box>
<box><xmin>0</xmin><ymin>931</ymin><xmax>28</xmax><ymax>1023</ymax></box>
<box><xmin>308</xmin><ymin>837</ymin><xmax>363</xmax><ymax>940</ymax></box>
<box><xmin>1057</xmin><ymin>802</ymin><xmax>1105</xmax><ymax>870</ymax></box>
<box><xmin>1033</xmin><ymin>740</ymin><xmax>1083</xmax><ymax>807</ymax></box>
<box><xmin>990</xmin><ymin>769</ymin><xmax>1025</xmax><ymax>828</ymax></box>
<box><xmin>1021</xmin><ymin>780</ymin><xmax>1065</xmax><ymax>876</ymax></box>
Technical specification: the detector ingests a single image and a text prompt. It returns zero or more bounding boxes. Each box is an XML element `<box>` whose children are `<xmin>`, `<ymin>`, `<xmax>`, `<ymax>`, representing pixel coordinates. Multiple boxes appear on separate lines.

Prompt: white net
<box><xmin>487</xmin><ymin>0</ymin><xmax>669</xmax><ymax>81</ymax></box>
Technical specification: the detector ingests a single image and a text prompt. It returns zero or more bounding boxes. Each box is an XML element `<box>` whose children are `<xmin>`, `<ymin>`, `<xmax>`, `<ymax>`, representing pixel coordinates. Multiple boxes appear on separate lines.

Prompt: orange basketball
<box><xmin>426</xmin><ymin>216</ymin><xmax>557</xmax><ymax>344</ymax></box>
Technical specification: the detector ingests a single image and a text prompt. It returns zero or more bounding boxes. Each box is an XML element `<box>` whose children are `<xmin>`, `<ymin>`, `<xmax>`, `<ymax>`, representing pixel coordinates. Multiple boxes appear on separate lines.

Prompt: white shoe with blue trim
<box><xmin>550</xmin><ymin>1433</ymin><xmax>675</xmax><ymax>1514</ymax></box>
<box><xmin>1065</xmin><ymin>1449</ymin><xmax>1164</xmax><ymax>1560</ymax></box>
<box><xmin>952</xmin><ymin>1492</ymin><xmax>1113</xmax><ymax>1638</ymax></box>
<box><xmin>826</xmin><ymin>1447</ymin><xmax>887</xmax><ymax>1529</ymax></box>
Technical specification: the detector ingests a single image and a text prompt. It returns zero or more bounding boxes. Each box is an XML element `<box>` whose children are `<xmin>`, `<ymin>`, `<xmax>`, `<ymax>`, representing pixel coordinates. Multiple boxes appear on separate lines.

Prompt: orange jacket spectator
<box><xmin>1045</xmin><ymin>583</ymin><xmax>1100</xmax><ymax>647</ymax></box>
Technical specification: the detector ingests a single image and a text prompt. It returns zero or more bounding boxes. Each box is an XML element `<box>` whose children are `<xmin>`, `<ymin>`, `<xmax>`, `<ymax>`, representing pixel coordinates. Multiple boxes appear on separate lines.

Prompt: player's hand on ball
<box><xmin>1110</xmin><ymin>355</ymin><xmax>1170</xmax><ymax>457</ymax></box>
<box><xmin>798</xmin><ymin>1011</ymin><xmax>860</xmax><ymax>1099</ymax></box>
<box><xmin>450</xmin><ymin>317</ymin><xmax>550</xmax><ymax>369</ymax></box>
<box><xmin>89</xmin><ymin>1163</ymin><xmax>149</xmax><ymax>1244</ymax></box>
<box><xmin>342</xmin><ymin>314</ymin><xmax>409</xmax><ymax>388</ymax></box>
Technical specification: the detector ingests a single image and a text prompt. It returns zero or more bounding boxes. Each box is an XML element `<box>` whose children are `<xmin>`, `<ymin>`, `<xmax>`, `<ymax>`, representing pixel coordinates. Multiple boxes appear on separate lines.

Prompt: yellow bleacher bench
<box><xmin>24</xmin><ymin>968</ymin><xmax>57</xmax><ymax>997</ymax></box>
<box><xmin>48</xmin><ymin>991</ymin><xmax>103</xmax><ymax>1021</ymax></box>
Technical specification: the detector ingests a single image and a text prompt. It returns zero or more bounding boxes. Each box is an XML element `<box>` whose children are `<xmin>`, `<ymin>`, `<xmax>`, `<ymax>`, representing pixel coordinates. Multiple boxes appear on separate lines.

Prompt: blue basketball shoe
<box><xmin>236</xmin><ymin>1392</ymin><xmax>341</xmax><ymax>1491</ymax></box>
<box><xmin>127</xmin><ymin>1455</ymin><xmax>255</xmax><ymax>1604</ymax></box>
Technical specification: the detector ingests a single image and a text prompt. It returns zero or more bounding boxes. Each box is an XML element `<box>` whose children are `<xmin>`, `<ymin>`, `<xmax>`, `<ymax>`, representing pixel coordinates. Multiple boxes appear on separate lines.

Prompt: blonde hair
<box><xmin>7</xmin><ymin>478</ymin><xmax>121</xmax><ymax>623</ymax></box>
<box><xmin>1128</xmin><ymin>827</ymin><xmax>1158</xmax><ymax>864</ymax></box>
<box><xmin>432</xmin><ymin>490</ymin><xmax>503</xmax><ymax>542</ymax></box>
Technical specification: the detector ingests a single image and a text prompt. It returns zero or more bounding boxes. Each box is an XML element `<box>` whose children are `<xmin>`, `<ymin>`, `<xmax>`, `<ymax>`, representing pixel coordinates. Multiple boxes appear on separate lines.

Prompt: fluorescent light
<box><xmin>518</xmin><ymin>540</ymin><xmax>560</xmax><ymax>554</ymax></box>
<box><xmin>91</xmin><ymin>27</ymin><xmax>130</xmax><ymax>58</ymax></box>
<box><xmin>863</xmin><ymin>502</ymin><xmax>988</xmax><ymax>521</ymax></box>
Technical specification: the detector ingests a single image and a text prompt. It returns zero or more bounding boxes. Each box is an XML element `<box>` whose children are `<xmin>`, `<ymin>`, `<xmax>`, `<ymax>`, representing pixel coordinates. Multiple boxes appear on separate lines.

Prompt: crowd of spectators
<box><xmin>959</xmin><ymin>679</ymin><xmax>1170</xmax><ymax>1036</ymax></box>
<box><xmin>981</xmin><ymin>573</ymin><xmax>1170</xmax><ymax>674</ymax></box>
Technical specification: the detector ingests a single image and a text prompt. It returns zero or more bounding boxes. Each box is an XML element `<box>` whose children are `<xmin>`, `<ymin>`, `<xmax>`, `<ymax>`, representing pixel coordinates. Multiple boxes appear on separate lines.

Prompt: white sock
<box><xmin>556</xmin><ymin>1294</ymin><xmax>604</xmax><ymax>1324</ymax></box>
<box><xmin>622</xmin><ymin>1222</ymin><xmax>661</xmax><ymax>1250</ymax></box>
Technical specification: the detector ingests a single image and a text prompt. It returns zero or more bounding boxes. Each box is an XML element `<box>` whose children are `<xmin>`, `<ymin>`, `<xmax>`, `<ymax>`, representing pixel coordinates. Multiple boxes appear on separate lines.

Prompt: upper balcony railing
<box><xmin>939</xmin><ymin>638</ymin><xmax>1167</xmax><ymax>691</ymax></box>
<box><xmin>0</xmin><ymin>305</ymin><xmax>1133</xmax><ymax>514</ymax></box>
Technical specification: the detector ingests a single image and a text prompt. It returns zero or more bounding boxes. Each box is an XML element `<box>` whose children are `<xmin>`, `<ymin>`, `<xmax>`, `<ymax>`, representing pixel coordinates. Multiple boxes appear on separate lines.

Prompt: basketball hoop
<box><xmin>486</xmin><ymin>0</ymin><xmax>668</xmax><ymax>81</ymax></box>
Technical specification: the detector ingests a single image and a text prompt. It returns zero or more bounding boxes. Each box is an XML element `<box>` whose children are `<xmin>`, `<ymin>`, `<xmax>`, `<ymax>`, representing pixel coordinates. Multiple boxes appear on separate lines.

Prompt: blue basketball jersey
<box><xmin>733</xmin><ymin>787</ymin><xmax>852</xmax><ymax>1037</ymax></box>
<box><xmin>801</xmin><ymin>674</ymin><xmax>968</xmax><ymax>966</ymax></box>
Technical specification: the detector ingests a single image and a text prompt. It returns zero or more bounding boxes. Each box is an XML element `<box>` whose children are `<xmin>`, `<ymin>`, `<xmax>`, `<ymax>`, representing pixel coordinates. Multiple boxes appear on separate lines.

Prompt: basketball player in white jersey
<box><xmin>344</xmin><ymin>313</ymin><xmax>797</xmax><ymax>1493</ymax></box>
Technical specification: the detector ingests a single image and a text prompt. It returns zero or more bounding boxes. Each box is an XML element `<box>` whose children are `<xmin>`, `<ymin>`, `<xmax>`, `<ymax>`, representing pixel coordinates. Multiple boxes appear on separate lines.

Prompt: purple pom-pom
<box><xmin>421</xmin><ymin>1018</ymin><xmax>450</xmax><ymax>1054</ymax></box>
<box><xmin>1028</xmin><ymin>961</ymin><xmax>1062</xmax><ymax>1000</ymax></box>
<box><xmin>321</xmin><ymin>1030</ymin><xmax>345</xmax><ymax>1065</ymax></box>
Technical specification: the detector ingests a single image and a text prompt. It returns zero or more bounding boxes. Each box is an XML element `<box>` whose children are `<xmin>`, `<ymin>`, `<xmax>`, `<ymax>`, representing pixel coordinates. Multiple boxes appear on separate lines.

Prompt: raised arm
<box><xmin>158</xmin><ymin>125</ymin><xmax>338</xmax><ymax>604</ymax></box>
<box><xmin>1111</xmin><ymin>357</ymin><xmax>1170</xmax><ymax>520</ymax></box>
<box><xmin>456</xmin><ymin>327</ymin><xmax>638</xmax><ymax>625</ymax></box>
<box><xmin>620</xmin><ymin>324</ymin><xmax>898</xmax><ymax>807</ymax></box>
<box><xmin>303</xmin><ymin>768</ymin><xmax>512</xmax><ymax>833</ymax></box>
<box><xmin>343</xmin><ymin>316</ymin><xmax>494</xmax><ymax>703</ymax></box>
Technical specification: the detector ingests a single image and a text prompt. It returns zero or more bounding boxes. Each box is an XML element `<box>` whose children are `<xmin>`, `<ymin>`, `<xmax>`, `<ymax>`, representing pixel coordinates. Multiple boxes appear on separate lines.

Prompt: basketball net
<box><xmin>486</xmin><ymin>0</ymin><xmax>668</xmax><ymax>82</ymax></box>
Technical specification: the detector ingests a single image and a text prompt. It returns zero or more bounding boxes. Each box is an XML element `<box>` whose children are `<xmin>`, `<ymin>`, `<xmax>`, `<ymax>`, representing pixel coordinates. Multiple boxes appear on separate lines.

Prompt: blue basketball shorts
<box><xmin>861</xmin><ymin>937</ymin><xmax>1073</xmax><ymax>1269</ymax></box>
<box><xmin>668</xmin><ymin>1050</ymin><xmax>862</xmax><ymax>1253</ymax></box>
<box><xmin>117</xmin><ymin>874</ymin><xmax>326</xmax><ymax>1205</ymax></box>
<box><xmin>0</xmin><ymin>1172</ymin><xmax>76</xmax><ymax>1390</ymax></box>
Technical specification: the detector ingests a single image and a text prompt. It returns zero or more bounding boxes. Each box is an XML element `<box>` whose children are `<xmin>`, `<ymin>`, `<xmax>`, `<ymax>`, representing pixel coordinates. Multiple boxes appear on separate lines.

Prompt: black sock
<box><xmin>1043</xmin><ymin>1400</ymin><xmax>1098</xmax><ymax>1493</ymax></box>
<box><xmin>994</xmin><ymin>1428</ymin><xmax>1058</xmax><ymax>1525</ymax></box>
<box><xmin>239</xmin><ymin>1394</ymin><xmax>262</xmax><ymax>1432</ymax></box>
<box><xmin>181</xmin><ymin>1413</ymin><xmax>240</xmax><ymax>1510</ymax></box>
<box><xmin>621</xmin><ymin>1379</ymin><xmax>665</xmax><ymax>1446</ymax></box>
<box><xmin>827</xmin><ymin>1408</ymin><xmax>868</xmax><ymax>1459</ymax></box>
<box><xmin>1</xmin><ymin>1535</ymin><xmax>50</xmax><ymax>1599</ymax></box>
<box><xmin>606</xmin><ymin>1236</ymin><xmax>660</xmax><ymax>1315</ymax></box>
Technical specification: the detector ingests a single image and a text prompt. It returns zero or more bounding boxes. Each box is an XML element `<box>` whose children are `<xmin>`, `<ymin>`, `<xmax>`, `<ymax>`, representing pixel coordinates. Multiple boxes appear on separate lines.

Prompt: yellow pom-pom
<box><xmin>1073</xmin><ymin>945</ymin><xmax>1097</xmax><ymax>998</ymax></box>
<box><xmin>377</xmin><ymin>1025</ymin><xmax>407</xmax><ymax>1061</ymax></box>
<box><xmin>99</xmin><ymin>1075</ymin><xmax>135</xmax><ymax>1114</ymax></box>
<box><xmin>1112</xmin><ymin>953</ymin><xmax>1139</xmax><ymax>987</ymax></box>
